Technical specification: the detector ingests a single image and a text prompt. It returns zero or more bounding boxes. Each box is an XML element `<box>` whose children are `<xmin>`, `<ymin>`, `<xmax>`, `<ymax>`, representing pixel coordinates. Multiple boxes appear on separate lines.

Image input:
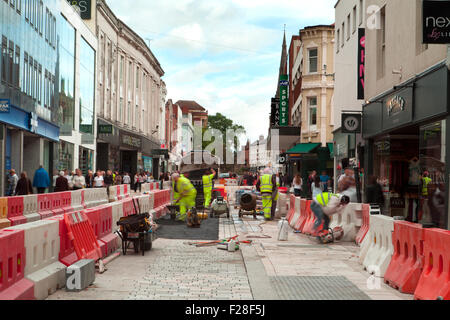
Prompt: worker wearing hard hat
<box><xmin>171</xmin><ymin>173</ymin><xmax>197</xmax><ymax>222</ymax></box>
<box><xmin>256</xmin><ymin>167</ymin><xmax>278</xmax><ymax>221</ymax></box>
<box><xmin>310</xmin><ymin>192</ymin><xmax>350</xmax><ymax>238</ymax></box>
<box><xmin>202</xmin><ymin>168</ymin><xmax>216</xmax><ymax>209</ymax></box>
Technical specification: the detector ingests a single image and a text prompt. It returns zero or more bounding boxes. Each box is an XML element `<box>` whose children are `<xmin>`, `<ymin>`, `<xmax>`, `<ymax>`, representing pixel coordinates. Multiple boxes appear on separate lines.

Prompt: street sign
<box><xmin>67</xmin><ymin>0</ymin><xmax>92</xmax><ymax>19</ymax></box>
<box><xmin>342</xmin><ymin>113</ymin><xmax>362</xmax><ymax>134</ymax></box>
<box><xmin>423</xmin><ymin>1</ymin><xmax>450</xmax><ymax>44</ymax></box>
<box><xmin>279</xmin><ymin>75</ymin><xmax>289</xmax><ymax>126</ymax></box>
<box><xmin>98</xmin><ymin>124</ymin><xmax>113</xmax><ymax>134</ymax></box>
<box><xmin>0</xmin><ymin>99</ymin><xmax>10</xmax><ymax>113</ymax></box>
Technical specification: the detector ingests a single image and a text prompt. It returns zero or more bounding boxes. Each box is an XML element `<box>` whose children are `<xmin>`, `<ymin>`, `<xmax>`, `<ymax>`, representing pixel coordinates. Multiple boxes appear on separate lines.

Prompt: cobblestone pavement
<box><xmin>47</xmin><ymin>192</ymin><xmax>414</xmax><ymax>300</ymax></box>
<box><xmin>47</xmin><ymin>215</ymin><xmax>253</xmax><ymax>300</ymax></box>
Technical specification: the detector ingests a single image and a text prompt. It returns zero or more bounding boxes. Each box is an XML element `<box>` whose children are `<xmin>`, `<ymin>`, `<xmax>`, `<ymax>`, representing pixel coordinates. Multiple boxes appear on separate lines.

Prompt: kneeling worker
<box><xmin>202</xmin><ymin>167</ymin><xmax>216</xmax><ymax>209</ymax></box>
<box><xmin>172</xmin><ymin>173</ymin><xmax>197</xmax><ymax>222</ymax></box>
<box><xmin>311</xmin><ymin>192</ymin><xmax>350</xmax><ymax>238</ymax></box>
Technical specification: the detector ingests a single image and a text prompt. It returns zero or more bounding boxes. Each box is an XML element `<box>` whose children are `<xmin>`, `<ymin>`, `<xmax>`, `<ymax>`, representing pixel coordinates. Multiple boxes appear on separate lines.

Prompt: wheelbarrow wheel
<box><xmin>122</xmin><ymin>240</ymin><xmax>127</xmax><ymax>256</ymax></box>
<box><xmin>238</xmin><ymin>209</ymin><xmax>242</xmax><ymax>218</ymax></box>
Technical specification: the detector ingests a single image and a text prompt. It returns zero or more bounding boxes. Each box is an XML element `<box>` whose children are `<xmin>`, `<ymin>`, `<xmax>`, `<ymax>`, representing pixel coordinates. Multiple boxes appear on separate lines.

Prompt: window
<box><xmin>378</xmin><ymin>6</ymin><xmax>386</xmax><ymax>78</ymax></box>
<box><xmin>119</xmin><ymin>97</ymin><xmax>123</xmax><ymax>121</ymax></box>
<box><xmin>33</xmin><ymin>60</ymin><xmax>37</xmax><ymax>100</ymax></box>
<box><xmin>308</xmin><ymin>97</ymin><xmax>317</xmax><ymax>127</ymax></box>
<box><xmin>359</xmin><ymin>0</ymin><xmax>364</xmax><ymax>26</ymax></box>
<box><xmin>1</xmin><ymin>36</ymin><xmax>7</xmax><ymax>83</ymax></box>
<box><xmin>23</xmin><ymin>53</ymin><xmax>28</xmax><ymax>93</ymax></box>
<box><xmin>14</xmin><ymin>45</ymin><xmax>20</xmax><ymax>88</ymax></box>
<box><xmin>119</xmin><ymin>56</ymin><xmax>124</xmax><ymax>97</ymax></box>
<box><xmin>347</xmin><ymin>14</ymin><xmax>351</xmax><ymax>40</ymax></box>
<box><xmin>127</xmin><ymin>101</ymin><xmax>131</xmax><ymax>125</ymax></box>
<box><xmin>128</xmin><ymin>61</ymin><xmax>133</xmax><ymax>101</ymax></box>
<box><xmin>39</xmin><ymin>1</ymin><xmax>43</xmax><ymax>35</ymax></box>
<box><xmin>336</xmin><ymin>29</ymin><xmax>340</xmax><ymax>52</ymax></box>
<box><xmin>8</xmin><ymin>41</ymin><xmax>14</xmax><ymax>85</ymax></box>
<box><xmin>353</xmin><ymin>6</ymin><xmax>357</xmax><ymax>34</ymax></box>
<box><xmin>135</xmin><ymin>104</ymin><xmax>139</xmax><ymax>128</ymax></box>
<box><xmin>308</xmin><ymin>48</ymin><xmax>318</xmax><ymax>73</ymax></box>
<box><xmin>38</xmin><ymin>64</ymin><xmax>42</xmax><ymax>104</ymax></box>
<box><xmin>16</xmin><ymin>0</ymin><xmax>21</xmax><ymax>14</ymax></box>
<box><xmin>341</xmin><ymin>22</ymin><xmax>345</xmax><ymax>47</ymax></box>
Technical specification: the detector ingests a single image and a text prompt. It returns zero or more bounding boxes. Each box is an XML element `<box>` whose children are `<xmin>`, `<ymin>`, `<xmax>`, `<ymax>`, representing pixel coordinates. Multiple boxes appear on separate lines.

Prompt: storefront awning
<box><xmin>327</xmin><ymin>143</ymin><xmax>334</xmax><ymax>158</ymax></box>
<box><xmin>286</xmin><ymin>143</ymin><xmax>321</xmax><ymax>154</ymax></box>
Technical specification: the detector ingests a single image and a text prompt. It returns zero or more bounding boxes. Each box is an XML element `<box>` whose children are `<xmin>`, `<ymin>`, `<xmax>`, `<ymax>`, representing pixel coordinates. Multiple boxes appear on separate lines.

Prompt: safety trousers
<box><xmin>177</xmin><ymin>195</ymin><xmax>197</xmax><ymax>221</ymax></box>
<box><xmin>203</xmin><ymin>188</ymin><xmax>212</xmax><ymax>208</ymax></box>
<box><xmin>262</xmin><ymin>193</ymin><xmax>273</xmax><ymax>219</ymax></box>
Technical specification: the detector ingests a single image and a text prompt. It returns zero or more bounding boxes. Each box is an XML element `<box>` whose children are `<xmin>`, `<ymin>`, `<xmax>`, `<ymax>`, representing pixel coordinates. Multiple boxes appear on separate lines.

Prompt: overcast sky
<box><xmin>107</xmin><ymin>0</ymin><xmax>335</xmax><ymax>142</ymax></box>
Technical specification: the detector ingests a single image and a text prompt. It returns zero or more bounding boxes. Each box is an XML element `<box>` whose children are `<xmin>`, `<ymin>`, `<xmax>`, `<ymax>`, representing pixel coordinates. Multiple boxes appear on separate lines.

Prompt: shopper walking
<box><xmin>72</xmin><ymin>169</ymin><xmax>86</xmax><ymax>190</ymax></box>
<box><xmin>94</xmin><ymin>170</ymin><xmax>105</xmax><ymax>188</ymax></box>
<box><xmin>114</xmin><ymin>171</ymin><xmax>122</xmax><ymax>185</ymax></box>
<box><xmin>292</xmin><ymin>174</ymin><xmax>303</xmax><ymax>197</ymax></box>
<box><xmin>33</xmin><ymin>165</ymin><xmax>50</xmax><ymax>194</ymax></box>
<box><xmin>312</xmin><ymin>176</ymin><xmax>323</xmax><ymax>200</ymax></box>
<box><xmin>85</xmin><ymin>170</ymin><xmax>94</xmax><ymax>188</ymax></box>
<box><xmin>122</xmin><ymin>172</ymin><xmax>131</xmax><ymax>185</ymax></box>
<box><xmin>15</xmin><ymin>172</ymin><xmax>33</xmax><ymax>195</ymax></box>
<box><xmin>6</xmin><ymin>169</ymin><xmax>19</xmax><ymax>196</ymax></box>
<box><xmin>54</xmin><ymin>171</ymin><xmax>69</xmax><ymax>192</ymax></box>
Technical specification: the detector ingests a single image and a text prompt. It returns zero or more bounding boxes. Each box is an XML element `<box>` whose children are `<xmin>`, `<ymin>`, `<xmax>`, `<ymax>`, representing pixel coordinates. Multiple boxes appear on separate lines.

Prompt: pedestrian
<box><xmin>307</xmin><ymin>170</ymin><xmax>317</xmax><ymax>199</ymax></box>
<box><xmin>310</xmin><ymin>192</ymin><xmax>350</xmax><ymax>240</ymax></box>
<box><xmin>93</xmin><ymin>170</ymin><xmax>105</xmax><ymax>188</ymax></box>
<box><xmin>312</xmin><ymin>176</ymin><xmax>323</xmax><ymax>200</ymax></box>
<box><xmin>51</xmin><ymin>169</ymin><xmax>59</xmax><ymax>193</ymax></box>
<box><xmin>365</xmin><ymin>175</ymin><xmax>384</xmax><ymax>207</ymax></box>
<box><xmin>122</xmin><ymin>172</ymin><xmax>131</xmax><ymax>185</ymax></box>
<box><xmin>15</xmin><ymin>172</ymin><xmax>33</xmax><ymax>195</ymax></box>
<box><xmin>85</xmin><ymin>170</ymin><xmax>94</xmax><ymax>188</ymax></box>
<box><xmin>292</xmin><ymin>174</ymin><xmax>303</xmax><ymax>197</ymax></box>
<box><xmin>104</xmin><ymin>170</ymin><xmax>114</xmax><ymax>195</ymax></box>
<box><xmin>64</xmin><ymin>169</ymin><xmax>73</xmax><ymax>190</ymax></box>
<box><xmin>54</xmin><ymin>171</ymin><xmax>69</xmax><ymax>192</ymax></box>
<box><xmin>114</xmin><ymin>171</ymin><xmax>122</xmax><ymax>185</ymax></box>
<box><xmin>338</xmin><ymin>167</ymin><xmax>355</xmax><ymax>192</ymax></box>
<box><xmin>133</xmin><ymin>173</ymin><xmax>139</xmax><ymax>192</ymax></box>
<box><xmin>6</xmin><ymin>169</ymin><xmax>19</xmax><ymax>196</ymax></box>
<box><xmin>340</xmin><ymin>176</ymin><xmax>358</xmax><ymax>203</ymax></box>
<box><xmin>320</xmin><ymin>171</ymin><xmax>330</xmax><ymax>192</ymax></box>
<box><xmin>33</xmin><ymin>165</ymin><xmax>50</xmax><ymax>194</ymax></box>
<box><xmin>138</xmin><ymin>172</ymin><xmax>146</xmax><ymax>192</ymax></box>
<box><xmin>72</xmin><ymin>169</ymin><xmax>86</xmax><ymax>190</ymax></box>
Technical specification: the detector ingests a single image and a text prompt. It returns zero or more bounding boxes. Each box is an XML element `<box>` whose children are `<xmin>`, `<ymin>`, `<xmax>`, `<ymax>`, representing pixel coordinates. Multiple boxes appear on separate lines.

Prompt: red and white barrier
<box><xmin>23</xmin><ymin>195</ymin><xmax>40</xmax><ymax>223</ymax></box>
<box><xmin>7</xmin><ymin>220</ymin><xmax>66</xmax><ymax>300</ymax></box>
<box><xmin>329</xmin><ymin>203</ymin><xmax>362</xmax><ymax>242</ymax></box>
<box><xmin>288</xmin><ymin>196</ymin><xmax>301</xmax><ymax>228</ymax></box>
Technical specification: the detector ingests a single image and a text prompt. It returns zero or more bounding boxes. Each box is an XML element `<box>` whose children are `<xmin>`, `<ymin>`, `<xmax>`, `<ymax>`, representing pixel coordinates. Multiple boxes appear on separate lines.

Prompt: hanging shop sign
<box><xmin>423</xmin><ymin>1</ymin><xmax>450</xmax><ymax>44</ymax></box>
<box><xmin>342</xmin><ymin>113</ymin><xmax>362</xmax><ymax>134</ymax></box>
<box><xmin>98</xmin><ymin>124</ymin><xmax>113</xmax><ymax>134</ymax></box>
<box><xmin>0</xmin><ymin>99</ymin><xmax>10</xmax><ymax>113</ymax></box>
<box><xmin>279</xmin><ymin>75</ymin><xmax>289</xmax><ymax>126</ymax></box>
<box><xmin>357</xmin><ymin>28</ymin><xmax>365</xmax><ymax>99</ymax></box>
<box><xmin>382</xmin><ymin>87</ymin><xmax>413</xmax><ymax>131</ymax></box>
<box><xmin>67</xmin><ymin>0</ymin><xmax>92</xmax><ymax>19</ymax></box>
<box><xmin>271</xmin><ymin>98</ymin><xmax>280</xmax><ymax>127</ymax></box>
<box><xmin>121</xmin><ymin>133</ymin><xmax>142</xmax><ymax>149</ymax></box>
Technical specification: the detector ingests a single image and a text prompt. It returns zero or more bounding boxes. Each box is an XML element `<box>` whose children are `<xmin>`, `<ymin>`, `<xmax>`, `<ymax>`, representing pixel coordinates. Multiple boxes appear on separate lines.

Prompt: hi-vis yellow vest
<box><xmin>316</xmin><ymin>192</ymin><xmax>340</xmax><ymax>207</ymax></box>
<box><xmin>422</xmin><ymin>177</ymin><xmax>432</xmax><ymax>196</ymax></box>
<box><xmin>202</xmin><ymin>174</ymin><xmax>214</xmax><ymax>190</ymax></box>
<box><xmin>260</xmin><ymin>174</ymin><xmax>273</xmax><ymax>193</ymax></box>
<box><xmin>177</xmin><ymin>176</ymin><xmax>196</xmax><ymax>197</ymax></box>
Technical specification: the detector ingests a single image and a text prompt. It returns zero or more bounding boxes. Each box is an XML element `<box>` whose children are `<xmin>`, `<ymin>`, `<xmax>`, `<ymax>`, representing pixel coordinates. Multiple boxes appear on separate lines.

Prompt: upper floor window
<box><xmin>308</xmin><ymin>48</ymin><xmax>318</xmax><ymax>73</ymax></box>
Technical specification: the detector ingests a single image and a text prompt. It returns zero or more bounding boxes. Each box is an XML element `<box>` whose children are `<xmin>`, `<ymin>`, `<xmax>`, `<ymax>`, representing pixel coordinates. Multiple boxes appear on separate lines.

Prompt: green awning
<box><xmin>286</xmin><ymin>143</ymin><xmax>321</xmax><ymax>154</ymax></box>
<box><xmin>327</xmin><ymin>143</ymin><xmax>334</xmax><ymax>158</ymax></box>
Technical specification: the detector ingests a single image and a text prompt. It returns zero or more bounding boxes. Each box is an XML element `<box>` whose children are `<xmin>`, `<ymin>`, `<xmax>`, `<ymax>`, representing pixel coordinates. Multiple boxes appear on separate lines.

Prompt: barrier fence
<box><xmin>0</xmin><ymin>186</ymin><xmax>173</xmax><ymax>300</ymax></box>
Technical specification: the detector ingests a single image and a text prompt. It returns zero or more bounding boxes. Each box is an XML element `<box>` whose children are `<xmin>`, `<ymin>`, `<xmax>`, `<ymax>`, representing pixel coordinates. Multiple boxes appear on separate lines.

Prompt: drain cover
<box><xmin>270</xmin><ymin>276</ymin><xmax>371</xmax><ymax>300</ymax></box>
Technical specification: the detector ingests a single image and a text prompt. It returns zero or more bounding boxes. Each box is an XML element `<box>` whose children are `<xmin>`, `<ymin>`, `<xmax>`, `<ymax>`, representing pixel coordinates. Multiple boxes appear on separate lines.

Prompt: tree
<box><xmin>202</xmin><ymin>113</ymin><xmax>246</xmax><ymax>164</ymax></box>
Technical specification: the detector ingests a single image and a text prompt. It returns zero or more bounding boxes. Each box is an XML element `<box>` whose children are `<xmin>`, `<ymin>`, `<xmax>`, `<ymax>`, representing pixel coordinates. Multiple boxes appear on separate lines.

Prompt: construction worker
<box><xmin>202</xmin><ymin>168</ymin><xmax>216</xmax><ymax>209</ymax></box>
<box><xmin>256</xmin><ymin>167</ymin><xmax>278</xmax><ymax>221</ymax></box>
<box><xmin>172</xmin><ymin>173</ymin><xmax>197</xmax><ymax>222</ymax></box>
<box><xmin>271</xmin><ymin>172</ymin><xmax>281</xmax><ymax>217</ymax></box>
<box><xmin>310</xmin><ymin>192</ymin><xmax>350</xmax><ymax>238</ymax></box>
<box><xmin>171</xmin><ymin>173</ymin><xmax>181</xmax><ymax>205</ymax></box>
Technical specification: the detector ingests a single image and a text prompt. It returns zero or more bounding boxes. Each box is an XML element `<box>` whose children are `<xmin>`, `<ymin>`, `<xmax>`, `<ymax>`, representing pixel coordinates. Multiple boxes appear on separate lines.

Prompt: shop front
<box><xmin>363</xmin><ymin>62</ymin><xmax>449</xmax><ymax>229</ymax></box>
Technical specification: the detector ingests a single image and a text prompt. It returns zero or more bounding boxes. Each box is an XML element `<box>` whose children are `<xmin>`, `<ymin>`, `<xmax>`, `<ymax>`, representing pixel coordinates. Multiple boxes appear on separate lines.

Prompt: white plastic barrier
<box><xmin>276</xmin><ymin>192</ymin><xmax>288</xmax><ymax>218</ymax></box>
<box><xmin>94</xmin><ymin>188</ymin><xmax>108</xmax><ymax>206</ymax></box>
<box><xmin>134</xmin><ymin>195</ymin><xmax>151</xmax><ymax>214</ymax></box>
<box><xmin>289</xmin><ymin>196</ymin><xmax>301</xmax><ymax>228</ymax></box>
<box><xmin>23</xmin><ymin>195</ymin><xmax>40</xmax><ymax>223</ymax></box>
<box><xmin>7</xmin><ymin>220</ymin><xmax>66</xmax><ymax>300</ymax></box>
<box><xmin>70</xmin><ymin>189</ymin><xmax>84</xmax><ymax>212</ymax></box>
<box><xmin>329</xmin><ymin>203</ymin><xmax>362</xmax><ymax>242</ymax></box>
<box><xmin>141</xmin><ymin>183</ymin><xmax>151</xmax><ymax>194</ymax></box>
<box><xmin>362</xmin><ymin>215</ymin><xmax>394</xmax><ymax>277</ymax></box>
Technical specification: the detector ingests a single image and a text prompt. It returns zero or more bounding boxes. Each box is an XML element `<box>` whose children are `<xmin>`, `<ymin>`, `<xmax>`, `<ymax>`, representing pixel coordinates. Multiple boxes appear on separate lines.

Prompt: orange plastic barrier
<box><xmin>84</xmin><ymin>207</ymin><xmax>107</xmax><ymax>258</ymax></box>
<box><xmin>286</xmin><ymin>194</ymin><xmax>295</xmax><ymax>222</ymax></box>
<box><xmin>0</xmin><ymin>229</ymin><xmax>35</xmax><ymax>300</ymax></box>
<box><xmin>64</xmin><ymin>211</ymin><xmax>101</xmax><ymax>261</ymax></box>
<box><xmin>98</xmin><ymin>205</ymin><xmax>118</xmax><ymax>256</ymax></box>
<box><xmin>414</xmin><ymin>228</ymin><xmax>450</xmax><ymax>300</ymax></box>
<box><xmin>59</xmin><ymin>192</ymin><xmax>73</xmax><ymax>213</ymax></box>
<box><xmin>294</xmin><ymin>199</ymin><xmax>308</xmax><ymax>232</ymax></box>
<box><xmin>7</xmin><ymin>196</ymin><xmax>27</xmax><ymax>226</ymax></box>
<box><xmin>0</xmin><ymin>198</ymin><xmax>10</xmax><ymax>229</ymax></box>
<box><xmin>45</xmin><ymin>215</ymin><xmax>78</xmax><ymax>267</ymax></box>
<box><xmin>302</xmin><ymin>201</ymin><xmax>317</xmax><ymax>235</ymax></box>
<box><xmin>355</xmin><ymin>204</ymin><xmax>370</xmax><ymax>244</ymax></box>
<box><xmin>384</xmin><ymin>221</ymin><xmax>424</xmax><ymax>294</ymax></box>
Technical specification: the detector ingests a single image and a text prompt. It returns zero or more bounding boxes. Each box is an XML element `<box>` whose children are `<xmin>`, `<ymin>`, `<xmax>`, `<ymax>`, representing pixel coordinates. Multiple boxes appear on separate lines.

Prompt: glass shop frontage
<box><xmin>363</xmin><ymin>62</ymin><xmax>449</xmax><ymax>230</ymax></box>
